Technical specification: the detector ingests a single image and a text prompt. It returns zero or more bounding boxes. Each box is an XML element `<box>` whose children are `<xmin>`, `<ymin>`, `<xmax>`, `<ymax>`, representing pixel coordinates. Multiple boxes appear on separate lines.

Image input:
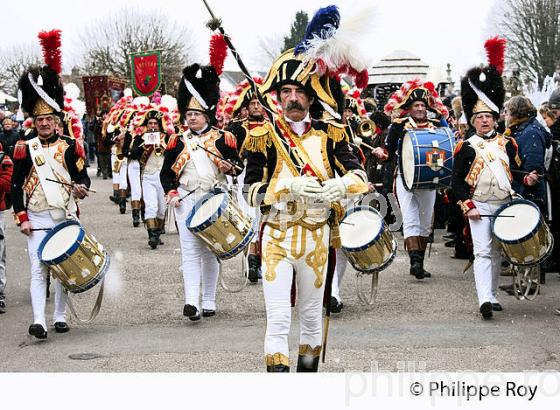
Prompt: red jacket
<box><xmin>0</xmin><ymin>142</ymin><xmax>14</xmax><ymax>211</ymax></box>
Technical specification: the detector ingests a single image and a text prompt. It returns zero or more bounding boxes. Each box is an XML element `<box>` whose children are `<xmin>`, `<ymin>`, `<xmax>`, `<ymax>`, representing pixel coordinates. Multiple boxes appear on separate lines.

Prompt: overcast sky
<box><xmin>3</xmin><ymin>0</ymin><xmax>499</xmax><ymax>83</ymax></box>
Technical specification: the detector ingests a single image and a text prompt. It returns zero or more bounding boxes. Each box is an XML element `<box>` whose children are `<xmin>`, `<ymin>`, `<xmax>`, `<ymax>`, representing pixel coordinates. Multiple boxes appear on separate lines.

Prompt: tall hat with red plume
<box><xmin>175</xmin><ymin>35</ymin><xmax>227</xmax><ymax>125</ymax></box>
<box><xmin>17</xmin><ymin>29</ymin><xmax>64</xmax><ymax>118</ymax></box>
<box><xmin>461</xmin><ymin>36</ymin><xmax>506</xmax><ymax>124</ymax></box>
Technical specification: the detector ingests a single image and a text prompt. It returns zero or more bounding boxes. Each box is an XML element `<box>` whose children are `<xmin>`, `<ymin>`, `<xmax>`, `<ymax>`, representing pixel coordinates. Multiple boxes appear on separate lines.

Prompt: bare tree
<box><xmin>251</xmin><ymin>34</ymin><xmax>283</xmax><ymax>71</ymax></box>
<box><xmin>0</xmin><ymin>43</ymin><xmax>41</xmax><ymax>95</ymax></box>
<box><xmin>498</xmin><ymin>0</ymin><xmax>560</xmax><ymax>88</ymax></box>
<box><xmin>78</xmin><ymin>8</ymin><xmax>196</xmax><ymax>95</ymax></box>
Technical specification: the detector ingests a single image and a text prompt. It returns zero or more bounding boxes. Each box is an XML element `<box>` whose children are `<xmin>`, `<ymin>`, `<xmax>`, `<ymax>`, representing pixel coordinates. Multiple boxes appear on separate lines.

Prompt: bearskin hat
<box><xmin>18</xmin><ymin>29</ymin><xmax>65</xmax><ymax>118</ymax></box>
<box><xmin>461</xmin><ymin>36</ymin><xmax>506</xmax><ymax>124</ymax></box>
<box><xmin>177</xmin><ymin>63</ymin><xmax>220</xmax><ymax>125</ymax></box>
<box><xmin>18</xmin><ymin>65</ymin><xmax>64</xmax><ymax>117</ymax></box>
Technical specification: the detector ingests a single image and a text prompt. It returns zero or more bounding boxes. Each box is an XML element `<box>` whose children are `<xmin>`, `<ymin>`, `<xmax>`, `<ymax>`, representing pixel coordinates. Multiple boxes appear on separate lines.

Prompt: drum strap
<box><xmin>468</xmin><ymin>135</ymin><xmax>512</xmax><ymax>192</ymax></box>
<box><xmin>27</xmin><ymin>137</ymin><xmax>68</xmax><ymax>209</ymax></box>
<box><xmin>64</xmin><ymin>280</ymin><xmax>105</xmax><ymax>323</ymax></box>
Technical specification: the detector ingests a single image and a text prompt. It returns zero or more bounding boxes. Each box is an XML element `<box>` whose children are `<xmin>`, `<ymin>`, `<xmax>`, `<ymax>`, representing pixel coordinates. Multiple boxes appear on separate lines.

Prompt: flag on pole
<box><xmin>130</xmin><ymin>50</ymin><xmax>162</xmax><ymax>96</ymax></box>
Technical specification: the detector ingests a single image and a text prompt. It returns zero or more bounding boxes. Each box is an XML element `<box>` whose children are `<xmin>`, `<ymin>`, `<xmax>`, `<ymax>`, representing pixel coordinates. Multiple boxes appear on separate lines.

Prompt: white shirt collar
<box><xmin>284</xmin><ymin>113</ymin><xmax>311</xmax><ymax>136</ymax></box>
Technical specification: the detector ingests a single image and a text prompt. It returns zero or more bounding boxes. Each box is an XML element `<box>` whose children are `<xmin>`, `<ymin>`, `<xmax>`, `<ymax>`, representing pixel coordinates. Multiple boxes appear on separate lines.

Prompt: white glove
<box><xmin>289</xmin><ymin>176</ymin><xmax>323</xmax><ymax>199</ymax></box>
<box><xmin>320</xmin><ymin>178</ymin><xmax>347</xmax><ymax>202</ymax></box>
<box><xmin>354</xmin><ymin>136</ymin><xmax>363</xmax><ymax>146</ymax></box>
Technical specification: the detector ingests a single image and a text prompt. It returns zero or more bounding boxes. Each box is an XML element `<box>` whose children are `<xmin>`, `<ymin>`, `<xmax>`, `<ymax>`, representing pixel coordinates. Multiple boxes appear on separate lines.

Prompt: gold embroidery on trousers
<box><xmin>263</xmin><ymin>226</ymin><xmax>287</xmax><ymax>282</ymax></box>
<box><xmin>290</xmin><ymin>224</ymin><xmax>306</xmax><ymax>260</ymax></box>
<box><xmin>305</xmin><ymin>226</ymin><xmax>328</xmax><ymax>288</ymax></box>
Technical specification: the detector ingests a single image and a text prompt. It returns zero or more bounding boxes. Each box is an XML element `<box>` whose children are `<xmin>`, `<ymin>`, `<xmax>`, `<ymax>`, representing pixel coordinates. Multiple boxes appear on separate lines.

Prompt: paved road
<box><xmin>1</xmin><ymin>169</ymin><xmax>559</xmax><ymax>372</ymax></box>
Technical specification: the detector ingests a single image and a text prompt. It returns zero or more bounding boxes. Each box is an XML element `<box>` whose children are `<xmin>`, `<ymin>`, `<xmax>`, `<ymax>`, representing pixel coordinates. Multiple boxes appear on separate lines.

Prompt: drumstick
<box><xmin>30</xmin><ymin>228</ymin><xmax>51</xmax><ymax>231</ymax></box>
<box><xmin>479</xmin><ymin>214</ymin><xmax>515</xmax><ymax>218</ymax></box>
<box><xmin>511</xmin><ymin>170</ymin><xmax>544</xmax><ymax>178</ymax></box>
<box><xmin>178</xmin><ymin>189</ymin><xmax>197</xmax><ymax>202</ymax></box>
<box><xmin>46</xmin><ymin>178</ymin><xmax>97</xmax><ymax>193</ymax></box>
<box><xmin>196</xmin><ymin>144</ymin><xmax>243</xmax><ymax>172</ymax></box>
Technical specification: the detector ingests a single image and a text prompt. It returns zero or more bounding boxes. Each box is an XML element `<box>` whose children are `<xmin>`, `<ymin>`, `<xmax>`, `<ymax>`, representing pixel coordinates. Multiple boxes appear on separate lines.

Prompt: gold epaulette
<box><xmin>453</xmin><ymin>139</ymin><xmax>465</xmax><ymax>156</ymax></box>
<box><xmin>243</xmin><ymin>124</ymin><xmax>272</xmax><ymax>154</ymax></box>
<box><xmin>166</xmin><ymin>133</ymin><xmax>179</xmax><ymax>151</ymax></box>
<box><xmin>326</xmin><ymin>121</ymin><xmax>348</xmax><ymax>143</ymax></box>
<box><xmin>392</xmin><ymin>117</ymin><xmax>408</xmax><ymax>124</ymax></box>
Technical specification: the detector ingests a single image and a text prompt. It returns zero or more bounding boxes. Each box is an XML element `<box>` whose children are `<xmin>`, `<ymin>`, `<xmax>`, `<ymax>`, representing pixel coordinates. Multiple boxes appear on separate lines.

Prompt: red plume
<box><xmin>209</xmin><ymin>34</ymin><xmax>228</xmax><ymax>76</ymax></box>
<box><xmin>484</xmin><ymin>36</ymin><xmax>506</xmax><ymax>75</ymax></box>
<box><xmin>38</xmin><ymin>29</ymin><xmax>63</xmax><ymax>74</ymax></box>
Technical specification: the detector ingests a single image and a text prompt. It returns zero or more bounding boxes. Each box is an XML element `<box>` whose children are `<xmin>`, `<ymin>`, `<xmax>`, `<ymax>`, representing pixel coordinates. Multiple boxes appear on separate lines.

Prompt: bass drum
<box><xmin>399</xmin><ymin>127</ymin><xmax>455</xmax><ymax>190</ymax></box>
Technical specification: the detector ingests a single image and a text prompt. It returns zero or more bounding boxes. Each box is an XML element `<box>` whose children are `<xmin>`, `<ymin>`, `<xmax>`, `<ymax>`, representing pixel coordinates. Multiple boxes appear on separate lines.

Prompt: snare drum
<box><xmin>399</xmin><ymin>127</ymin><xmax>455</xmax><ymax>190</ymax></box>
<box><xmin>38</xmin><ymin>220</ymin><xmax>110</xmax><ymax>293</ymax></box>
<box><xmin>186</xmin><ymin>189</ymin><xmax>256</xmax><ymax>260</ymax></box>
<box><xmin>339</xmin><ymin>206</ymin><xmax>397</xmax><ymax>273</ymax></box>
<box><xmin>492</xmin><ymin>199</ymin><xmax>553</xmax><ymax>266</ymax></box>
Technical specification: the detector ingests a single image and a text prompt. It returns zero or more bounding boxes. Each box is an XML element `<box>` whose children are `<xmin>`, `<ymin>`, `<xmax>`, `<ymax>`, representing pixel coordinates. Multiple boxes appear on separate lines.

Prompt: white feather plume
<box><xmin>160</xmin><ymin>94</ymin><xmax>178</xmax><ymax>111</ymax></box>
<box><xmin>132</xmin><ymin>96</ymin><xmax>150</xmax><ymax>107</ymax></box>
<box><xmin>64</xmin><ymin>83</ymin><xmax>80</xmax><ymax>100</ymax></box>
<box><xmin>301</xmin><ymin>6</ymin><xmax>375</xmax><ymax>73</ymax></box>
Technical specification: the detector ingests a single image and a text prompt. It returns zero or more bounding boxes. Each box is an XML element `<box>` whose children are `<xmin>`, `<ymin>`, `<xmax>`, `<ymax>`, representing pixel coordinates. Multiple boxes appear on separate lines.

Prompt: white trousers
<box><xmin>231</xmin><ymin>169</ymin><xmax>260</xmax><ymax>244</ymax></box>
<box><xmin>261</xmin><ymin>223</ymin><xmax>330</xmax><ymax>357</ymax></box>
<box><xmin>127</xmin><ymin>160</ymin><xmax>142</xmax><ymax>201</ymax></box>
<box><xmin>111</xmin><ymin>155</ymin><xmax>128</xmax><ymax>189</ymax></box>
<box><xmin>142</xmin><ymin>171</ymin><xmax>166</xmax><ymax>220</ymax></box>
<box><xmin>0</xmin><ymin>212</ymin><xmax>6</xmax><ymax>298</ymax></box>
<box><xmin>395</xmin><ymin>175</ymin><xmax>436</xmax><ymax>239</ymax></box>
<box><xmin>469</xmin><ymin>200</ymin><xmax>503</xmax><ymax>306</ymax></box>
<box><xmin>332</xmin><ymin>248</ymin><xmax>348</xmax><ymax>303</ymax></box>
<box><xmin>27</xmin><ymin>210</ymin><xmax>67</xmax><ymax>328</ymax></box>
<box><xmin>175</xmin><ymin>188</ymin><xmax>219</xmax><ymax>311</ymax></box>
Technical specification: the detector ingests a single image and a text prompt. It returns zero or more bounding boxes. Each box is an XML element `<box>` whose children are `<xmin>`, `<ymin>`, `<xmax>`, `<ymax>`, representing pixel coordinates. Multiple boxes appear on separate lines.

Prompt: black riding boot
<box><xmin>132</xmin><ymin>209</ymin><xmax>141</xmax><ymax>227</ymax></box>
<box><xmin>265</xmin><ymin>354</ymin><xmax>290</xmax><ymax>372</ymax></box>
<box><xmin>296</xmin><ymin>345</ymin><xmax>321</xmax><ymax>372</ymax></box>
<box><xmin>419</xmin><ymin>250</ymin><xmax>431</xmax><ymax>278</ymax></box>
<box><xmin>118</xmin><ymin>189</ymin><xmax>127</xmax><ymax>214</ymax></box>
<box><xmin>409</xmin><ymin>250</ymin><xmax>424</xmax><ymax>279</ymax></box>
<box><xmin>247</xmin><ymin>254</ymin><xmax>260</xmax><ymax>283</ymax></box>
<box><xmin>267</xmin><ymin>364</ymin><xmax>290</xmax><ymax>372</ymax></box>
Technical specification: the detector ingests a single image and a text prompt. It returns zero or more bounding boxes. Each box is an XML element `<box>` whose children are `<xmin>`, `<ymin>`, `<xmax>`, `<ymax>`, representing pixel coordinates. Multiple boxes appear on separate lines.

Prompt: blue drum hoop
<box><xmin>356</xmin><ymin>238</ymin><xmax>398</xmax><ymax>274</ymax></box>
<box><xmin>185</xmin><ymin>189</ymin><xmax>228</xmax><ymax>233</ymax></box>
<box><xmin>398</xmin><ymin>128</ymin><xmax>455</xmax><ymax>191</ymax></box>
<box><xmin>216</xmin><ymin>224</ymin><xmax>257</xmax><ymax>260</ymax></box>
<box><xmin>73</xmin><ymin>253</ymin><xmax>111</xmax><ymax>294</ymax></box>
<box><xmin>38</xmin><ymin>219</ymin><xmax>85</xmax><ymax>265</ymax></box>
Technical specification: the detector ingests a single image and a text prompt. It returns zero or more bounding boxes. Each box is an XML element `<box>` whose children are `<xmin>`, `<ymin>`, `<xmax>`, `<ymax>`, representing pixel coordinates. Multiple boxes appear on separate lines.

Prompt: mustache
<box><xmin>286</xmin><ymin>102</ymin><xmax>305</xmax><ymax>111</ymax></box>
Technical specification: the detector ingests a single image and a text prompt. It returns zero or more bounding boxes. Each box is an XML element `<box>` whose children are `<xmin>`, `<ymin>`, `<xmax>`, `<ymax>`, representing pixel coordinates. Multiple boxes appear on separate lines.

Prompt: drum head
<box><xmin>400</xmin><ymin>132</ymin><xmax>414</xmax><ymax>189</ymax></box>
<box><xmin>40</xmin><ymin>222</ymin><xmax>83</xmax><ymax>263</ymax></box>
<box><xmin>340</xmin><ymin>207</ymin><xmax>384</xmax><ymax>250</ymax></box>
<box><xmin>493</xmin><ymin>201</ymin><xmax>540</xmax><ymax>242</ymax></box>
<box><xmin>187</xmin><ymin>192</ymin><xmax>227</xmax><ymax>229</ymax></box>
